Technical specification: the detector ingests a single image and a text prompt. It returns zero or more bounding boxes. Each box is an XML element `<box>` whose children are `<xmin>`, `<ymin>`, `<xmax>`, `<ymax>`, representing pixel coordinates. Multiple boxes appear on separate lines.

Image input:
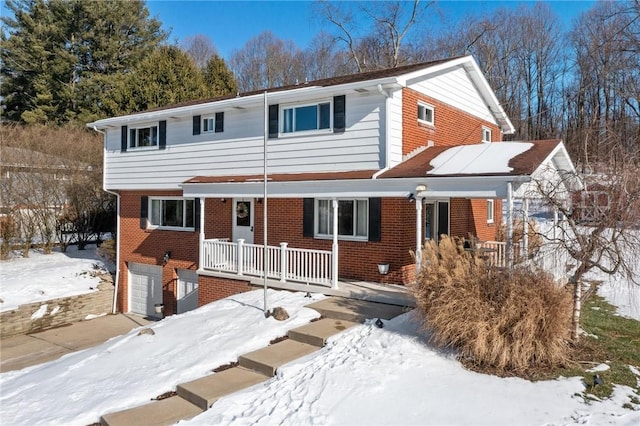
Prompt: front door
<box><xmin>232</xmin><ymin>198</ymin><xmax>254</xmax><ymax>244</ymax></box>
<box><xmin>425</xmin><ymin>200</ymin><xmax>449</xmax><ymax>242</ymax></box>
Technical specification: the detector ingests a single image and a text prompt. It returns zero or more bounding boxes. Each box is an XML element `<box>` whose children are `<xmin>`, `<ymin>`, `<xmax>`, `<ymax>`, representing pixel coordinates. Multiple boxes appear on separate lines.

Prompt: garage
<box><xmin>177</xmin><ymin>269</ymin><xmax>199</xmax><ymax>314</ymax></box>
<box><xmin>128</xmin><ymin>262</ymin><xmax>163</xmax><ymax>318</ymax></box>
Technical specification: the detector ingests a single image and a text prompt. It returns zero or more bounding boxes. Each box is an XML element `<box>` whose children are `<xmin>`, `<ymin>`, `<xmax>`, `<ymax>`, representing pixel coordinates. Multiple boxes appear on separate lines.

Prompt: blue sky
<box><xmin>146</xmin><ymin>0</ymin><xmax>596</xmax><ymax>59</ymax></box>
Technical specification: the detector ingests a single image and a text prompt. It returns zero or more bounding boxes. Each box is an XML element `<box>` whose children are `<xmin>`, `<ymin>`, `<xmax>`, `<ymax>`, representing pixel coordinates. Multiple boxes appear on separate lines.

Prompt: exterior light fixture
<box><xmin>407</xmin><ymin>193</ymin><xmax>416</xmax><ymax>202</ymax></box>
<box><xmin>163</xmin><ymin>251</ymin><xmax>171</xmax><ymax>264</ymax></box>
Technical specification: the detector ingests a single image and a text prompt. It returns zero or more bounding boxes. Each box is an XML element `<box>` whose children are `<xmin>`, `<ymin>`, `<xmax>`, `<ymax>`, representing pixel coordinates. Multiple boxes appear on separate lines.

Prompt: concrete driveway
<box><xmin>0</xmin><ymin>314</ymin><xmax>152</xmax><ymax>373</ymax></box>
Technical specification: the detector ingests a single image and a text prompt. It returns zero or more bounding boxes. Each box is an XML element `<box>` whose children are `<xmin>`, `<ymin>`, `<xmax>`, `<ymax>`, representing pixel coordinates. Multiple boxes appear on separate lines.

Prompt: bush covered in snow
<box><xmin>412</xmin><ymin>236</ymin><xmax>572</xmax><ymax>373</ymax></box>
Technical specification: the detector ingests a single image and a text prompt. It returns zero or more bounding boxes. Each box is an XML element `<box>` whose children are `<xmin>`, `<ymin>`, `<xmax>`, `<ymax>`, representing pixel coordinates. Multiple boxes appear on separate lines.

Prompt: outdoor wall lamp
<box><xmin>407</xmin><ymin>193</ymin><xmax>416</xmax><ymax>202</ymax></box>
<box><xmin>221</xmin><ymin>198</ymin><xmax>227</xmax><ymax>203</ymax></box>
<box><xmin>163</xmin><ymin>251</ymin><xmax>171</xmax><ymax>264</ymax></box>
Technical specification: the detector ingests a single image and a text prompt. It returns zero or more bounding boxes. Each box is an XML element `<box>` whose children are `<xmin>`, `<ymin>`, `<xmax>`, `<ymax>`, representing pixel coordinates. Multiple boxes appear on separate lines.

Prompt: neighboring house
<box><xmin>88</xmin><ymin>56</ymin><xmax>576</xmax><ymax>318</ymax></box>
<box><xmin>0</xmin><ymin>146</ymin><xmax>72</xmax><ymax>239</ymax></box>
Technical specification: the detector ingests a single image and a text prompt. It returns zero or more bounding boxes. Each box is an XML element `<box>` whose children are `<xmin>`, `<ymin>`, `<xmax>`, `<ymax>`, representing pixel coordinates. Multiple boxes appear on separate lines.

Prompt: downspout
<box><xmin>93</xmin><ymin>126</ymin><xmax>121</xmax><ymax>314</ymax></box>
<box><xmin>372</xmin><ymin>84</ymin><xmax>392</xmax><ymax>179</ymax></box>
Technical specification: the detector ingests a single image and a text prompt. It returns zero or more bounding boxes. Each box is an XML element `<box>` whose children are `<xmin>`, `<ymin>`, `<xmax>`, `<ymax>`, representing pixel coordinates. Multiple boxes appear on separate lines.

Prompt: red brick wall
<box><xmin>402</xmin><ymin>88</ymin><xmax>502</xmax><ymax>155</ymax></box>
<box><xmin>198</xmin><ymin>275</ymin><xmax>252</xmax><ymax>306</ymax></box>
<box><xmin>118</xmin><ymin>190</ymin><xmax>199</xmax><ymax>315</ymax></box>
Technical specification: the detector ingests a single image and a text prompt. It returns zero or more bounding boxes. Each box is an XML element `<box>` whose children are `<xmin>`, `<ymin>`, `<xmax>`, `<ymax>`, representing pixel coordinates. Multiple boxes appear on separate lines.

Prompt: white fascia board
<box><xmin>87</xmin><ymin>79</ymin><xmax>403</xmax><ymax>129</ymax></box>
<box><xmin>181</xmin><ymin>175</ymin><xmax>526</xmax><ymax>199</ymax></box>
<box><xmin>398</xmin><ymin>56</ymin><xmax>515</xmax><ymax>135</ymax></box>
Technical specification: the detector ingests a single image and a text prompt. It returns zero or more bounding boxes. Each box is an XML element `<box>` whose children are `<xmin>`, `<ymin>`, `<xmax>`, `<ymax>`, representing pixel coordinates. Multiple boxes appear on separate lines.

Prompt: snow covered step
<box><xmin>288</xmin><ymin>318</ymin><xmax>358</xmax><ymax>347</ymax></box>
<box><xmin>100</xmin><ymin>395</ymin><xmax>202</xmax><ymax>426</ymax></box>
<box><xmin>176</xmin><ymin>366</ymin><xmax>268</xmax><ymax>410</ymax></box>
<box><xmin>238</xmin><ymin>339</ymin><xmax>319</xmax><ymax>377</ymax></box>
<box><xmin>305</xmin><ymin>297</ymin><xmax>409</xmax><ymax>323</ymax></box>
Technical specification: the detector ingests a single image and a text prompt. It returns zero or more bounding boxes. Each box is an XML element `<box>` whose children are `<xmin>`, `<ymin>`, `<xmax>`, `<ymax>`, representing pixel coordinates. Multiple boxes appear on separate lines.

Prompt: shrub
<box><xmin>412</xmin><ymin>236</ymin><xmax>572</xmax><ymax>373</ymax></box>
<box><xmin>97</xmin><ymin>239</ymin><xmax>116</xmax><ymax>263</ymax></box>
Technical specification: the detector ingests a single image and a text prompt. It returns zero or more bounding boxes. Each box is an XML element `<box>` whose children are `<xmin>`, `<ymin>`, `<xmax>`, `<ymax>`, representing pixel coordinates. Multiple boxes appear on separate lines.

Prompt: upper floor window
<box><xmin>418</xmin><ymin>102</ymin><xmax>435</xmax><ymax>126</ymax></box>
<box><xmin>482</xmin><ymin>127</ymin><xmax>492</xmax><ymax>143</ymax></box>
<box><xmin>203</xmin><ymin>112</ymin><xmax>224</xmax><ymax>133</ymax></box>
<box><xmin>129</xmin><ymin>126</ymin><xmax>158</xmax><ymax>148</ymax></box>
<box><xmin>316</xmin><ymin>198</ymin><xmax>368</xmax><ymax>240</ymax></box>
<box><xmin>149</xmin><ymin>198</ymin><xmax>195</xmax><ymax>229</ymax></box>
<box><xmin>486</xmin><ymin>199</ymin><xmax>494</xmax><ymax>224</ymax></box>
<box><xmin>282</xmin><ymin>102</ymin><xmax>331</xmax><ymax>133</ymax></box>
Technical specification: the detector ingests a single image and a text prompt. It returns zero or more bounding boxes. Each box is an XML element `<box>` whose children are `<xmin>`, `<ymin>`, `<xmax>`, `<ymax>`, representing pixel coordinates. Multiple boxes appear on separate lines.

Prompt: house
<box><xmin>88</xmin><ymin>56</ymin><xmax>577</xmax><ymax>318</ymax></box>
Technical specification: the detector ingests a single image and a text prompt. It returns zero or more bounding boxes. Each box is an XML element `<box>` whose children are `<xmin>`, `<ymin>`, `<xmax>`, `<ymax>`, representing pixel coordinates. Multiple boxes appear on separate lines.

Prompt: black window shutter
<box><xmin>194</xmin><ymin>198</ymin><xmax>201</xmax><ymax>231</ymax></box>
<box><xmin>121</xmin><ymin>125</ymin><xmax>128</xmax><ymax>152</ymax></box>
<box><xmin>368</xmin><ymin>197</ymin><xmax>381</xmax><ymax>242</ymax></box>
<box><xmin>333</xmin><ymin>95</ymin><xmax>346</xmax><ymax>133</ymax></box>
<box><xmin>159</xmin><ymin>120</ymin><xmax>167</xmax><ymax>150</ymax></box>
<box><xmin>303</xmin><ymin>198</ymin><xmax>314</xmax><ymax>237</ymax></box>
<box><xmin>140</xmin><ymin>196</ymin><xmax>148</xmax><ymax>229</ymax></box>
<box><xmin>193</xmin><ymin>115</ymin><xmax>201</xmax><ymax>135</ymax></box>
<box><xmin>215</xmin><ymin>112</ymin><xmax>224</xmax><ymax>133</ymax></box>
<box><xmin>268</xmin><ymin>104</ymin><xmax>279</xmax><ymax>138</ymax></box>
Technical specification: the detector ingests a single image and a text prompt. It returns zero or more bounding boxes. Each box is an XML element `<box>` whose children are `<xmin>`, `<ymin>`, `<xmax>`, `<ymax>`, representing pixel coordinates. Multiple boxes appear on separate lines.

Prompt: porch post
<box><xmin>332</xmin><ymin>198</ymin><xmax>339</xmax><ymax>289</ymax></box>
<box><xmin>415</xmin><ymin>197</ymin><xmax>423</xmax><ymax>273</ymax></box>
<box><xmin>522</xmin><ymin>198</ymin><xmax>529</xmax><ymax>260</ymax></box>
<box><xmin>199</xmin><ymin>198</ymin><xmax>205</xmax><ymax>270</ymax></box>
<box><xmin>506</xmin><ymin>182</ymin><xmax>514</xmax><ymax>269</ymax></box>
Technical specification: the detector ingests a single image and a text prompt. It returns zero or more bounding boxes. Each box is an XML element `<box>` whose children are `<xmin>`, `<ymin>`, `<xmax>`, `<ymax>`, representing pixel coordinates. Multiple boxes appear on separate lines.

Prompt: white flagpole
<box><xmin>263</xmin><ymin>91</ymin><xmax>269</xmax><ymax>316</ymax></box>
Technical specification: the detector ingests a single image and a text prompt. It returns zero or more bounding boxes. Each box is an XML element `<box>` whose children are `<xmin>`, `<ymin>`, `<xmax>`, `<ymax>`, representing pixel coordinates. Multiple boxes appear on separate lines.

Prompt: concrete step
<box><xmin>177</xmin><ymin>366</ymin><xmax>268</xmax><ymax>410</ymax></box>
<box><xmin>100</xmin><ymin>395</ymin><xmax>202</xmax><ymax>426</ymax></box>
<box><xmin>305</xmin><ymin>297</ymin><xmax>409</xmax><ymax>323</ymax></box>
<box><xmin>288</xmin><ymin>318</ymin><xmax>358</xmax><ymax>347</ymax></box>
<box><xmin>238</xmin><ymin>339</ymin><xmax>319</xmax><ymax>377</ymax></box>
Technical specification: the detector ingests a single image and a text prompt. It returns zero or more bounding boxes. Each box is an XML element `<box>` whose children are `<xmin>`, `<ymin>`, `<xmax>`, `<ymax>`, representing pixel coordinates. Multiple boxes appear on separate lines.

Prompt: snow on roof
<box><xmin>428</xmin><ymin>142</ymin><xmax>534</xmax><ymax>175</ymax></box>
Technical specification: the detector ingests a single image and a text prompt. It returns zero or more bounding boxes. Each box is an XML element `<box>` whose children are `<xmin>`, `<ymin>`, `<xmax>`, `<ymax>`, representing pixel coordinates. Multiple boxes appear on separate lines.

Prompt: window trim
<box><xmin>147</xmin><ymin>197</ymin><xmax>196</xmax><ymax>231</ymax></box>
<box><xmin>482</xmin><ymin>127</ymin><xmax>492</xmax><ymax>143</ymax></box>
<box><xmin>314</xmin><ymin>198</ymin><xmax>369</xmax><ymax>241</ymax></box>
<box><xmin>486</xmin><ymin>199</ymin><xmax>494</xmax><ymax>224</ymax></box>
<box><xmin>280</xmin><ymin>100</ymin><xmax>333</xmax><ymax>136</ymax></box>
<box><xmin>202</xmin><ymin>112</ymin><xmax>224</xmax><ymax>133</ymax></box>
<box><xmin>129</xmin><ymin>124</ymin><xmax>159</xmax><ymax>149</ymax></box>
<box><xmin>417</xmin><ymin>101</ymin><xmax>435</xmax><ymax>126</ymax></box>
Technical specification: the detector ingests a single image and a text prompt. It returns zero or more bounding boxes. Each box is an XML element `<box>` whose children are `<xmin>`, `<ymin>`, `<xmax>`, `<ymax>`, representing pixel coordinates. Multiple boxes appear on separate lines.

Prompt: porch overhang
<box><xmin>181</xmin><ymin>175</ymin><xmax>530</xmax><ymax>199</ymax></box>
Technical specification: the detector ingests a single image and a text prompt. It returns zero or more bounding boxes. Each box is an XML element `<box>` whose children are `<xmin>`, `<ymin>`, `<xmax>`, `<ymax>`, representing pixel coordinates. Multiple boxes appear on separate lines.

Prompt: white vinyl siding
<box><xmin>408</xmin><ymin>65</ymin><xmax>498</xmax><ymax>125</ymax></box>
<box><xmin>103</xmin><ymin>92</ymin><xmax>387</xmax><ymax>190</ymax></box>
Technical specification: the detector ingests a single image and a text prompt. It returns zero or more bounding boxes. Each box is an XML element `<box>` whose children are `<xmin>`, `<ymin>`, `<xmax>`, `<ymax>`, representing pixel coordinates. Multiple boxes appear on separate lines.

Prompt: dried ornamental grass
<box><xmin>412</xmin><ymin>236</ymin><xmax>572</xmax><ymax>373</ymax></box>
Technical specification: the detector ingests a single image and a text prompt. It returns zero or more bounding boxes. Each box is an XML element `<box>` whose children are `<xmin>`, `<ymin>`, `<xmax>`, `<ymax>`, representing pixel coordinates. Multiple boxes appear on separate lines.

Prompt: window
<box><xmin>203</xmin><ymin>112</ymin><xmax>224</xmax><ymax>133</ymax></box>
<box><xmin>316</xmin><ymin>199</ymin><xmax>368</xmax><ymax>239</ymax></box>
<box><xmin>482</xmin><ymin>127</ymin><xmax>492</xmax><ymax>143</ymax></box>
<box><xmin>129</xmin><ymin>126</ymin><xmax>158</xmax><ymax>148</ymax></box>
<box><xmin>149</xmin><ymin>198</ymin><xmax>195</xmax><ymax>229</ymax></box>
<box><xmin>487</xmin><ymin>199</ymin><xmax>494</xmax><ymax>224</ymax></box>
<box><xmin>418</xmin><ymin>102</ymin><xmax>434</xmax><ymax>125</ymax></box>
<box><xmin>282</xmin><ymin>102</ymin><xmax>331</xmax><ymax>133</ymax></box>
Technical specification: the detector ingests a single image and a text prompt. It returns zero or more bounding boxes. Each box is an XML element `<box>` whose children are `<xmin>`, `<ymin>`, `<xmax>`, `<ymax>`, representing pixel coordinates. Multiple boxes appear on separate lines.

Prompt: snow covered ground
<box><xmin>0</xmin><ymin>245</ymin><xmax>112</xmax><ymax>312</ymax></box>
<box><xmin>0</xmin><ymin>245</ymin><xmax>639</xmax><ymax>425</ymax></box>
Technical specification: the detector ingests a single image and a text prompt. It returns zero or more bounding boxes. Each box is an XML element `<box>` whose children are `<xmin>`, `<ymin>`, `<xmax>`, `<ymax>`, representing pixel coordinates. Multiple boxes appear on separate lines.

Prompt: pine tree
<box><xmin>1</xmin><ymin>0</ymin><xmax>167</xmax><ymax>124</ymax></box>
<box><xmin>203</xmin><ymin>55</ymin><xmax>238</xmax><ymax>97</ymax></box>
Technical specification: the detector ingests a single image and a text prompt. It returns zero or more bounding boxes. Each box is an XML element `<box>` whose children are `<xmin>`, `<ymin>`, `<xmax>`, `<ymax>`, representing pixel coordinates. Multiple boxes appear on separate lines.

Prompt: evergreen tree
<box><xmin>203</xmin><ymin>55</ymin><xmax>238</xmax><ymax>97</ymax></box>
<box><xmin>1</xmin><ymin>0</ymin><xmax>167</xmax><ymax>124</ymax></box>
<box><xmin>120</xmin><ymin>45</ymin><xmax>210</xmax><ymax>113</ymax></box>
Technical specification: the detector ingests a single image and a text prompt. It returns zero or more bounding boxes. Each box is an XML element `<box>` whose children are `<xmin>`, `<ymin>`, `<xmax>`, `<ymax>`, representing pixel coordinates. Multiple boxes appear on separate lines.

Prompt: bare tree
<box><xmin>529</xmin><ymin>156</ymin><xmax>640</xmax><ymax>340</ymax></box>
<box><xmin>229</xmin><ymin>31</ymin><xmax>305</xmax><ymax>92</ymax></box>
<box><xmin>316</xmin><ymin>0</ymin><xmax>430</xmax><ymax>71</ymax></box>
<box><xmin>181</xmin><ymin>34</ymin><xmax>218</xmax><ymax>69</ymax></box>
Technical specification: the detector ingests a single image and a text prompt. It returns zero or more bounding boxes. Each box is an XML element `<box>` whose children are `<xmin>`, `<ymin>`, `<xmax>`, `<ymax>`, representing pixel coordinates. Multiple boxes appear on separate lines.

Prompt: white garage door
<box><xmin>177</xmin><ymin>269</ymin><xmax>199</xmax><ymax>314</ymax></box>
<box><xmin>128</xmin><ymin>262</ymin><xmax>163</xmax><ymax>318</ymax></box>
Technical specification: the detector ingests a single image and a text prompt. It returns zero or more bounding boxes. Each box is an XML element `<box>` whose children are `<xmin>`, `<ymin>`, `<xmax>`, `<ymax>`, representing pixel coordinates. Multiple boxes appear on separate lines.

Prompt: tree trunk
<box><xmin>571</xmin><ymin>279</ymin><xmax>582</xmax><ymax>340</ymax></box>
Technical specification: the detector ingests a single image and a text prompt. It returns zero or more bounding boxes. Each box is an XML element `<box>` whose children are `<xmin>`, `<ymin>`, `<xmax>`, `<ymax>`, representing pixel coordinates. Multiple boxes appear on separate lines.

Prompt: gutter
<box><xmin>92</xmin><ymin>126</ymin><xmax>121</xmax><ymax>315</ymax></box>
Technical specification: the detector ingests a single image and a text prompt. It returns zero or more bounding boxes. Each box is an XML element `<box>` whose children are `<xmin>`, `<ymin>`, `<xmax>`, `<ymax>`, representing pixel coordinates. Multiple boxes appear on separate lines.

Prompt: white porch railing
<box><xmin>201</xmin><ymin>238</ymin><xmax>333</xmax><ymax>287</ymax></box>
<box><xmin>478</xmin><ymin>241</ymin><xmax>507</xmax><ymax>267</ymax></box>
